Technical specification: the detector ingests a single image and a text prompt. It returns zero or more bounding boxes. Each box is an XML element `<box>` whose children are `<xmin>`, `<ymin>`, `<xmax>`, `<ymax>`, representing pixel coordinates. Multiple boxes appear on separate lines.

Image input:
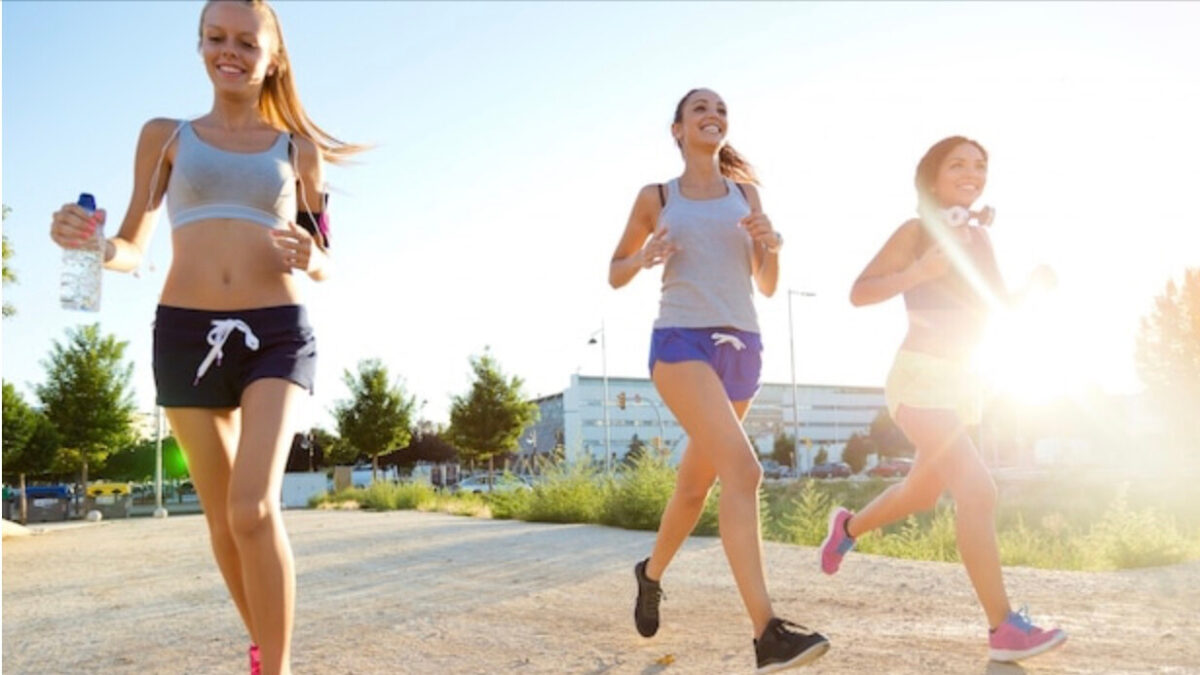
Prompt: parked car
<box><xmin>868</xmin><ymin>457</ymin><xmax>914</xmax><ymax>478</ymax></box>
<box><xmin>761</xmin><ymin>460</ymin><xmax>792</xmax><ymax>480</ymax></box>
<box><xmin>351</xmin><ymin>464</ymin><xmax>399</xmax><ymax>488</ymax></box>
<box><xmin>808</xmin><ymin>462</ymin><xmax>851</xmax><ymax>479</ymax></box>
<box><xmin>453</xmin><ymin>474</ymin><xmax>531</xmax><ymax>494</ymax></box>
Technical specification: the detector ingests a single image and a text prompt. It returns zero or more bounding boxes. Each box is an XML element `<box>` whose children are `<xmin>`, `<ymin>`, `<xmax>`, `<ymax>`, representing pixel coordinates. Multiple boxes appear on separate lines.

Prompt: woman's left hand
<box><xmin>739</xmin><ymin>212</ymin><xmax>782</xmax><ymax>253</ymax></box>
<box><xmin>271</xmin><ymin>222</ymin><xmax>322</xmax><ymax>273</ymax></box>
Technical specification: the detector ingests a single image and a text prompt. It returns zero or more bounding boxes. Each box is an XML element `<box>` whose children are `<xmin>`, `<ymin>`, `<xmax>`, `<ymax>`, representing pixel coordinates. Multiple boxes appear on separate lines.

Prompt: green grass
<box><xmin>308</xmin><ymin>462</ymin><xmax>1200</xmax><ymax>571</ymax></box>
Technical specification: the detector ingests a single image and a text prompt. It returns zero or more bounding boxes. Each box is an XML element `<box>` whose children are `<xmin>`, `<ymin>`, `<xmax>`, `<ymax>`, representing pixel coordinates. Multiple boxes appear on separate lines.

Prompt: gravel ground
<box><xmin>3</xmin><ymin>510</ymin><xmax>1198</xmax><ymax>674</ymax></box>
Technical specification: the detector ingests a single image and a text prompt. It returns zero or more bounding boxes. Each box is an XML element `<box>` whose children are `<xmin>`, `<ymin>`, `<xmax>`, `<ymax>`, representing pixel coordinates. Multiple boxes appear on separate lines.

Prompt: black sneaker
<box><xmin>753</xmin><ymin>618</ymin><xmax>830</xmax><ymax>673</ymax></box>
<box><xmin>633</xmin><ymin>558</ymin><xmax>664</xmax><ymax>637</ymax></box>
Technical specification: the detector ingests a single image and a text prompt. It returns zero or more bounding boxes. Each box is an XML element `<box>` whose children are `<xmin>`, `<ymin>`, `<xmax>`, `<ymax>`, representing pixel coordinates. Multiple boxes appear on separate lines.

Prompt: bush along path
<box><xmin>311</xmin><ymin>455</ymin><xmax>1200</xmax><ymax>572</ymax></box>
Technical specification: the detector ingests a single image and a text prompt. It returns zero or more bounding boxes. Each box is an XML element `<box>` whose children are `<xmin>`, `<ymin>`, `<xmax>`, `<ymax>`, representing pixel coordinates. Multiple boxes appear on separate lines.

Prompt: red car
<box><xmin>868</xmin><ymin>458</ymin><xmax>914</xmax><ymax>478</ymax></box>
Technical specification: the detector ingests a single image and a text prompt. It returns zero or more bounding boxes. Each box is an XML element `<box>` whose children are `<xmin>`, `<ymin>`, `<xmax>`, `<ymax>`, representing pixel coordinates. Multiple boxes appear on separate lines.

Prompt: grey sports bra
<box><xmin>903</xmin><ymin>224</ymin><xmax>1003</xmax><ymax>312</ymax></box>
<box><xmin>164</xmin><ymin>122</ymin><xmax>297</xmax><ymax>230</ymax></box>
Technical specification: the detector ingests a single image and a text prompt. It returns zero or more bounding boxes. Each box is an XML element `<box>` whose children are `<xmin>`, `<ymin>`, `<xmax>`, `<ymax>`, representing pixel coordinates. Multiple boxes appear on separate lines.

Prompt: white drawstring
<box><xmin>711</xmin><ymin>332</ymin><xmax>746</xmax><ymax>351</ymax></box>
<box><xmin>193</xmin><ymin>319</ymin><xmax>260</xmax><ymax>386</ymax></box>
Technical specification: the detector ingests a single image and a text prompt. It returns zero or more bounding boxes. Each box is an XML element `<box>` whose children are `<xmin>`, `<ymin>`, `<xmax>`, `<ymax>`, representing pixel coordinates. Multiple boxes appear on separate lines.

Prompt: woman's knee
<box><xmin>206</xmin><ymin>509</ymin><xmax>237</xmax><ymax>545</ymax></box>
<box><xmin>720</xmin><ymin>454</ymin><xmax>763</xmax><ymax>494</ymax></box>
<box><xmin>227</xmin><ymin>494</ymin><xmax>278</xmax><ymax>538</ymax></box>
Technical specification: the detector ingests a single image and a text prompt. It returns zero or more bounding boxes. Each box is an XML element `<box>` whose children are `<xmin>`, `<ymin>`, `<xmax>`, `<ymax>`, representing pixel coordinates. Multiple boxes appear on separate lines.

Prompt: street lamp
<box><xmin>587</xmin><ymin>320</ymin><xmax>611</xmax><ymax>472</ymax></box>
<box><xmin>787</xmin><ymin>289</ymin><xmax>816</xmax><ymax>475</ymax></box>
<box><xmin>153</xmin><ymin>406</ymin><xmax>168</xmax><ymax>519</ymax></box>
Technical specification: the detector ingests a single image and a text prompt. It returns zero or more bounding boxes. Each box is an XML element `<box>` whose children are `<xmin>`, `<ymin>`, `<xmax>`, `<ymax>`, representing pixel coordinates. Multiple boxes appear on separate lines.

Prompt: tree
<box><xmin>285</xmin><ymin>427</ymin><xmax>336</xmax><ymax>472</ymax></box>
<box><xmin>771</xmin><ymin>432</ymin><xmax>796</xmax><ymax>467</ymax></box>
<box><xmin>813</xmin><ymin>446</ymin><xmax>829</xmax><ymax>466</ymax></box>
<box><xmin>3</xmin><ymin>383</ymin><xmax>37</xmax><ymax>469</ymax></box>
<box><xmin>103</xmin><ymin>436</ymin><xmax>188</xmax><ymax>482</ymax></box>
<box><xmin>623</xmin><ymin>434</ymin><xmax>648</xmax><ymax>467</ymax></box>
<box><xmin>446</xmin><ymin>351</ymin><xmax>539</xmax><ymax>484</ymax></box>
<box><xmin>842</xmin><ymin>433</ymin><xmax>875</xmax><ymax>475</ymax></box>
<box><xmin>331</xmin><ymin>359</ymin><xmax>416</xmax><ymax>481</ymax></box>
<box><xmin>380</xmin><ymin>422</ymin><xmax>458</xmax><ymax>468</ymax></box>
<box><xmin>2</xmin><ymin>382</ymin><xmax>55</xmax><ymax>478</ymax></box>
<box><xmin>1136</xmin><ymin>268</ymin><xmax>1200</xmax><ymax>451</ymax></box>
<box><xmin>2</xmin><ymin>204</ymin><xmax>16</xmax><ymax>318</ymax></box>
<box><xmin>868</xmin><ymin>408</ymin><xmax>914</xmax><ymax>457</ymax></box>
<box><xmin>35</xmin><ymin>324</ymin><xmax>136</xmax><ymax>487</ymax></box>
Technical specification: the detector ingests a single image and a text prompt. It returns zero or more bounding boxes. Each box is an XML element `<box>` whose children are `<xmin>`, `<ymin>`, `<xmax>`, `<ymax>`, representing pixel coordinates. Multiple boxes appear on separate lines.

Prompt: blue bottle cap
<box><xmin>77</xmin><ymin>193</ymin><xmax>96</xmax><ymax>211</ymax></box>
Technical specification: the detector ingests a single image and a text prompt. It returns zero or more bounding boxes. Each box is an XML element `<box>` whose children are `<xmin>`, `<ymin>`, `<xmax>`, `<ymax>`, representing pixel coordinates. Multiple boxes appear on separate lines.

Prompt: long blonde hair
<box><xmin>199</xmin><ymin>0</ymin><xmax>367</xmax><ymax>164</ymax></box>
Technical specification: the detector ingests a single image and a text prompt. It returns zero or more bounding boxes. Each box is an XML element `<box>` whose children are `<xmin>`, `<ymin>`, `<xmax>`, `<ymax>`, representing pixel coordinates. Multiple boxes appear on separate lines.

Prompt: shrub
<box><xmin>523</xmin><ymin>458</ymin><xmax>610</xmax><ymax>524</ymax></box>
<box><xmin>487</xmin><ymin>485</ymin><xmax>533</xmax><ymax>520</ymax></box>
<box><xmin>1083</xmin><ymin>484</ymin><xmax>1191</xmax><ymax>570</ymax></box>
<box><xmin>772</xmin><ymin>480</ymin><xmax>832</xmax><ymax>546</ymax></box>
<box><xmin>600</xmin><ymin>454</ymin><xmax>677</xmax><ymax>531</ymax></box>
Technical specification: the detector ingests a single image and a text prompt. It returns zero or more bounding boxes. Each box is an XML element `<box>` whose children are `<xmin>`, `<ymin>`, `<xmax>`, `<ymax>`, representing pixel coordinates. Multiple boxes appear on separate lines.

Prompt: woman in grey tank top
<box><xmin>49</xmin><ymin>3</ymin><xmax>362</xmax><ymax>673</ymax></box>
<box><xmin>610</xmin><ymin>89</ymin><xmax>829</xmax><ymax>673</ymax></box>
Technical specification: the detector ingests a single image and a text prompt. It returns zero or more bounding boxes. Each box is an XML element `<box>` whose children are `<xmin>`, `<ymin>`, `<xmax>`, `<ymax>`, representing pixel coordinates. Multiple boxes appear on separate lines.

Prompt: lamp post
<box><xmin>153</xmin><ymin>406</ymin><xmax>168</xmax><ymax>519</ymax></box>
<box><xmin>588</xmin><ymin>321</ymin><xmax>611</xmax><ymax>472</ymax></box>
<box><xmin>788</xmin><ymin>289</ymin><xmax>816</xmax><ymax>475</ymax></box>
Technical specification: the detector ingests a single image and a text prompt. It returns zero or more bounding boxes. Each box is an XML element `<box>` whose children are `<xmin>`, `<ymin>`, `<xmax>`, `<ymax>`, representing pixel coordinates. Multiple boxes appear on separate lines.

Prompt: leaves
<box><xmin>330</xmin><ymin>359</ymin><xmax>416</xmax><ymax>466</ymax></box>
<box><xmin>1135</xmin><ymin>268</ymin><xmax>1200</xmax><ymax>447</ymax></box>
<box><xmin>34</xmin><ymin>324</ymin><xmax>136</xmax><ymax>475</ymax></box>
<box><xmin>446</xmin><ymin>351</ymin><xmax>539</xmax><ymax>465</ymax></box>
<box><xmin>3</xmin><ymin>204</ymin><xmax>16</xmax><ymax>318</ymax></box>
<box><xmin>2</xmin><ymin>381</ymin><xmax>54</xmax><ymax>475</ymax></box>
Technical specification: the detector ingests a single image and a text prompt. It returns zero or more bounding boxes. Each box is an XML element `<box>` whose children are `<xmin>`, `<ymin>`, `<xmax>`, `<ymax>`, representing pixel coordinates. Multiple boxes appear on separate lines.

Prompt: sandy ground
<box><xmin>3</xmin><ymin>510</ymin><xmax>1198</xmax><ymax>675</ymax></box>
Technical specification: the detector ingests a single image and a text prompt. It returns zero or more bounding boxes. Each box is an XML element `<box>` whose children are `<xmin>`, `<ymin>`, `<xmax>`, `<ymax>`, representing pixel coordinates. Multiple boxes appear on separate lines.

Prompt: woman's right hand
<box><xmin>639</xmin><ymin>227</ymin><xmax>679</xmax><ymax>269</ymax></box>
<box><xmin>49</xmin><ymin>203</ymin><xmax>105</xmax><ymax>250</ymax></box>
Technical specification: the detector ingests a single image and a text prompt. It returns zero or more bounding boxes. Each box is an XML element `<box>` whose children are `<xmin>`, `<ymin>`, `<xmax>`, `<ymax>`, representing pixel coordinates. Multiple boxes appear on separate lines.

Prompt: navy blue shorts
<box><xmin>153</xmin><ymin>305</ymin><xmax>317</xmax><ymax>408</ymax></box>
<box><xmin>648</xmin><ymin>327</ymin><xmax>763</xmax><ymax>401</ymax></box>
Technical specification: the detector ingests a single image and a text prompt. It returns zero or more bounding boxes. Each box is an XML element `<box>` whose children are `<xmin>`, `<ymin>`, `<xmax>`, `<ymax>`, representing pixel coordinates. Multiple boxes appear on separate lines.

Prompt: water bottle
<box><xmin>60</xmin><ymin>193</ymin><xmax>104</xmax><ymax>312</ymax></box>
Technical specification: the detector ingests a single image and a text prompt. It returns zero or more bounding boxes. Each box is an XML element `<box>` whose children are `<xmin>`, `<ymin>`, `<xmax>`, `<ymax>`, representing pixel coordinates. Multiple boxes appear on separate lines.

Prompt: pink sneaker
<box><xmin>988</xmin><ymin>608</ymin><xmax>1067</xmax><ymax>662</ymax></box>
<box><xmin>248</xmin><ymin>644</ymin><xmax>261</xmax><ymax>675</ymax></box>
<box><xmin>819</xmin><ymin>507</ymin><xmax>855</xmax><ymax>575</ymax></box>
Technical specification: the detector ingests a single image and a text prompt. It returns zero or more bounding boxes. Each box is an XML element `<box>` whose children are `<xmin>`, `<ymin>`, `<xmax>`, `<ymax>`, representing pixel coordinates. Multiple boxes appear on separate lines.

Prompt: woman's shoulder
<box><xmin>886</xmin><ymin>217</ymin><xmax>927</xmax><ymax>253</ymax></box>
<box><xmin>140</xmin><ymin>117</ymin><xmax>185</xmax><ymax>139</ymax></box>
<box><xmin>131</xmin><ymin>118</ymin><xmax>186</xmax><ymax>159</ymax></box>
<box><xmin>733</xmin><ymin>180</ymin><xmax>759</xmax><ymax>203</ymax></box>
<box><xmin>287</xmin><ymin>133</ymin><xmax>321</xmax><ymax>164</ymax></box>
<box><xmin>636</xmin><ymin>182</ymin><xmax>670</xmax><ymax>206</ymax></box>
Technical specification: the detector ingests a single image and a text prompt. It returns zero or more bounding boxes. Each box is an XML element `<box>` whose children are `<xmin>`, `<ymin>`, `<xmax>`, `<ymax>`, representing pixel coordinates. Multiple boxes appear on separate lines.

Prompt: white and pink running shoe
<box><xmin>988</xmin><ymin>607</ymin><xmax>1067</xmax><ymax>662</ymax></box>
<box><xmin>819</xmin><ymin>507</ymin><xmax>856</xmax><ymax>575</ymax></box>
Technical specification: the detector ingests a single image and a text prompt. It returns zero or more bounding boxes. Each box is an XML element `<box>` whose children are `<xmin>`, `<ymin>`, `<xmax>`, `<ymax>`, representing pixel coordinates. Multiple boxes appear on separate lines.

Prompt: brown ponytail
<box><xmin>718</xmin><ymin>144</ymin><xmax>759</xmax><ymax>185</ymax></box>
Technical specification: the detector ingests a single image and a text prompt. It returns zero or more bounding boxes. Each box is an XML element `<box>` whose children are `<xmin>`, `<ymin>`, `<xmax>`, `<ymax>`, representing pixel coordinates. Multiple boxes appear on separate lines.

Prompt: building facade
<box><xmin>518</xmin><ymin>374</ymin><xmax>886</xmax><ymax>471</ymax></box>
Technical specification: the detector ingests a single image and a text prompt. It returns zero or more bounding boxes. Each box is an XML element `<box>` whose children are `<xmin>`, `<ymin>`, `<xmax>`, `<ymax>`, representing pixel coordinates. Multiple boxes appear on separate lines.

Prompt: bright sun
<box><xmin>973</xmin><ymin>298</ymin><xmax>1094</xmax><ymax>406</ymax></box>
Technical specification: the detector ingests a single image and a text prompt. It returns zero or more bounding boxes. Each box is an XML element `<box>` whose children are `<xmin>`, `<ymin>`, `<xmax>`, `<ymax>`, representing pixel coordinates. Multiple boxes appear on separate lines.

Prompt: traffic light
<box><xmin>617</xmin><ymin>392</ymin><xmax>626</xmax><ymax>410</ymax></box>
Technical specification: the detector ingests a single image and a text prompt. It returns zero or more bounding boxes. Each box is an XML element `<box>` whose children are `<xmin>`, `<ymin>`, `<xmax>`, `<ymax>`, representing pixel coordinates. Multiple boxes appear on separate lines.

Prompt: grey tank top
<box><xmin>166</xmin><ymin>122</ymin><xmax>297</xmax><ymax>230</ymax></box>
<box><xmin>654</xmin><ymin>177</ymin><xmax>759</xmax><ymax>333</ymax></box>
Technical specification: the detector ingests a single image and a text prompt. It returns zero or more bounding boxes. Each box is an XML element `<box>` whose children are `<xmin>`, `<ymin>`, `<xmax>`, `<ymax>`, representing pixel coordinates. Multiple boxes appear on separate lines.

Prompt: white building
<box><xmin>519</xmin><ymin>374</ymin><xmax>885</xmax><ymax>471</ymax></box>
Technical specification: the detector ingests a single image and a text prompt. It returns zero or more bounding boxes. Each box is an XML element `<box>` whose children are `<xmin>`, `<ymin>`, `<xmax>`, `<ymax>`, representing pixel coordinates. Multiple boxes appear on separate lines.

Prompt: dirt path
<box><xmin>3</xmin><ymin>510</ymin><xmax>1198</xmax><ymax>674</ymax></box>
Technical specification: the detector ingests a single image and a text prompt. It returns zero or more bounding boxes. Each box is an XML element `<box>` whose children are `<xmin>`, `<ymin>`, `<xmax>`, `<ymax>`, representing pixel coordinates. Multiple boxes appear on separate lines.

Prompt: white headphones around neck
<box><xmin>941</xmin><ymin>205</ymin><xmax>995</xmax><ymax>228</ymax></box>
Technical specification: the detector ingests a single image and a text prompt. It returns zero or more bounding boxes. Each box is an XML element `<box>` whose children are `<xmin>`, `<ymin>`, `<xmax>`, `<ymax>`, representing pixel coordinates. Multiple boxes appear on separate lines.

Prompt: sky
<box><xmin>3</xmin><ymin>1</ymin><xmax>1199</xmax><ymax>430</ymax></box>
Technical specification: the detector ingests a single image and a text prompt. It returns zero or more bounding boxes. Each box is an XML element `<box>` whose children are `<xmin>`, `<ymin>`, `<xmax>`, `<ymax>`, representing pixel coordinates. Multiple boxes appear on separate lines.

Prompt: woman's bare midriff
<box><xmin>900</xmin><ymin>308</ymin><xmax>985</xmax><ymax>362</ymax></box>
<box><xmin>159</xmin><ymin>218</ymin><xmax>301</xmax><ymax>310</ymax></box>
